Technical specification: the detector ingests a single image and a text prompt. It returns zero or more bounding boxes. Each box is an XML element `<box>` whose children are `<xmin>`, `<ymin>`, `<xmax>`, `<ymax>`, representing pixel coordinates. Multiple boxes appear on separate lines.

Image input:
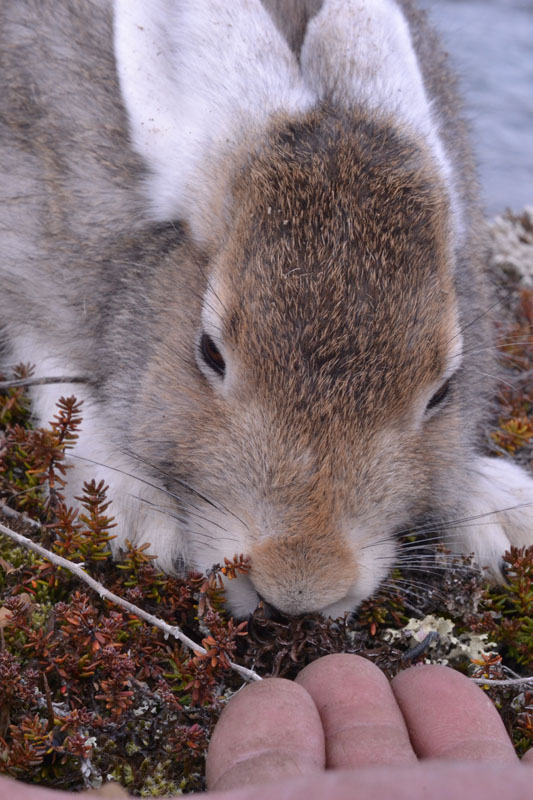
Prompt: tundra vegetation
<box><xmin>0</xmin><ymin>217</ymin><xmax>532</xmax><ymax>794</ymax></box>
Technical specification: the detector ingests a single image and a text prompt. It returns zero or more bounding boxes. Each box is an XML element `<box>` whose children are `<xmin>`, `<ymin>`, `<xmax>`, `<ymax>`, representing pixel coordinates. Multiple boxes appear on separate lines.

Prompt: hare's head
<box><xmin>115</xmin><ymin>0</ymin><xmax>470</xmax><ymax>617</ymax></box>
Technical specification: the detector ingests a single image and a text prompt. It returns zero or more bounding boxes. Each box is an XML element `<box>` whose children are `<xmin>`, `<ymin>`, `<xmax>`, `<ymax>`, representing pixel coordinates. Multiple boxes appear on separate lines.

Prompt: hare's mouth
<box><xmin>222</xmin><ymin>570</ymin><xmax>369</xmax><ymax>621</ymax></box>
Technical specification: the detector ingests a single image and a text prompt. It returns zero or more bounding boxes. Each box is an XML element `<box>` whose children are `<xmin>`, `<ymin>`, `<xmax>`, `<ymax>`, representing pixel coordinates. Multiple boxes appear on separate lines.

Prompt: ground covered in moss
<box><xmin>0</xmin><ymin>211</ymin><xmax>532</xmax><ymax>794</ymax></box>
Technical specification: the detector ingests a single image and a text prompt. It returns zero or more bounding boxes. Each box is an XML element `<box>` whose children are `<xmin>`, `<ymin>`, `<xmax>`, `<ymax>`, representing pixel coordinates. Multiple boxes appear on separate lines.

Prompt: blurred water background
<box><xmin>420</xmin><ymin>0</ymin><xmax>533</xmax><ymax>217</ymax></box>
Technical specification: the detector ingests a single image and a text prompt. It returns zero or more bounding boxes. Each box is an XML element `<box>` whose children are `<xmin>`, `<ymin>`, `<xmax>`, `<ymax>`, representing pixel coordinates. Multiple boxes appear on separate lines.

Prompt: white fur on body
<box><xmin>2</xmin><ymin>0</ymin><xmax>532</xmax><ymax>617</ymax></box>
<box><xmin>452</xmin><ymin>457</ymin><xmax>533</xmax><ymax>573</ymax></box>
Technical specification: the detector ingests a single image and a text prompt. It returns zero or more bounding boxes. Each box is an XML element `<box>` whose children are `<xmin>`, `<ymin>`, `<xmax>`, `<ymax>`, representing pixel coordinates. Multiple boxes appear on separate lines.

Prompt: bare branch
<box><xmin>470</xmin><ymin>676</ymin><xmax>533</xmax><ymax>687</ymax></box>
<box><xmin>0</xmin><ymin>503</ymin><xmax>41</xmax><ymax>528</ymax></box>
<box><xmin>0</xmin><ymin>516</ymin><xmax>261</xmax><ymax>684</ymax></box>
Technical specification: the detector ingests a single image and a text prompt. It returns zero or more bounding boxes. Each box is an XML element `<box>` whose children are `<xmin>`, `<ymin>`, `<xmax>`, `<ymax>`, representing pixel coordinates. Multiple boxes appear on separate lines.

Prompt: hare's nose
<box><xmin>249</xmin><ymin>534</ymin><xmax>357</xmax><ymax>616</ymax></box>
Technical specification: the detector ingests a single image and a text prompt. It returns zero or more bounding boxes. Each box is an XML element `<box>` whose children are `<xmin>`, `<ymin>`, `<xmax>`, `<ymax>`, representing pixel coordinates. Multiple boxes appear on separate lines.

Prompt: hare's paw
<box><xmin>449</xmin><ymin>456</ymin><xmax>533</xmax><ymax>578</ymax></box>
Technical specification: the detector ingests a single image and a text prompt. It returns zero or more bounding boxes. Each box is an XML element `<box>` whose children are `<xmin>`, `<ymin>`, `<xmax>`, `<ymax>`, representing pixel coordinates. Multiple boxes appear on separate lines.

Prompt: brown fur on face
<box><xmin>251</xmin><ymin>530</ymin><xmax>357</xmax><ymax>615</ymax></box>
<box><xmin>134</xmin><ymin>107</ymin><xmax>462</xmax><ymax>614</ymax></box>
<box><xmin>201</xmin><ymin>109</ymin><xmax>457</xmax><ymax>611</ymax></box>
<box><xmin>223</xmin><ymin>108</ymin><xmax>456</xmax><ymax>431</ymax></box>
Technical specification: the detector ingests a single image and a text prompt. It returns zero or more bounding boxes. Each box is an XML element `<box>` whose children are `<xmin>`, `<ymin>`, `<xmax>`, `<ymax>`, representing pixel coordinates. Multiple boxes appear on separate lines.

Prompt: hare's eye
<box><xmin>200</xmin><ymin>333</ymin><xmax>225</xmax><ymax>377</ymax></box>
<box><xmin>426</xmin><ymin>377</ymin><xmax>451</xmax><ymax>412</ymax></box>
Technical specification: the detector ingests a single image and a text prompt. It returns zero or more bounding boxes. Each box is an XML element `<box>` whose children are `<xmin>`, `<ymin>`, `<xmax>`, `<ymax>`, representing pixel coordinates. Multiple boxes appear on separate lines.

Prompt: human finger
<box><xmin>207</xmin><ymin>761</ymin><xmax>533</xmax><ymax>800</ymax></box>
<box><xmin>392</xmin><ymin>664</ymin><xmax>517</xmax><ymax>762</ymax></box>
<box><xmin>295</xmin><ymin>653</ymin><xmax>416</xmax><ymax>768</ymax></box>
<box><xmin>206</xmin><ymin>678</ymin><xmax>325</xmax><ymax>791</ymax></box>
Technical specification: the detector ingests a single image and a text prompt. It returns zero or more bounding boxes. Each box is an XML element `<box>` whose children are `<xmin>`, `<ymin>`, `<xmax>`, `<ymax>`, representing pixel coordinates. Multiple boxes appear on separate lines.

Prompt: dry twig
<box><xmin>0</xmin><ymin>515</ymin><xmax>261</xmax><ymax>684</ymax></box>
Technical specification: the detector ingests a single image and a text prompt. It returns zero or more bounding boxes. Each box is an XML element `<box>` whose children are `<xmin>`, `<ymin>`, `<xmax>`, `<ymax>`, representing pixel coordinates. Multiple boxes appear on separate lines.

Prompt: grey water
<box><xmin>420</xmin><ymin>0</ymin><xmax>533</xmax><ymax>217</ymax></box>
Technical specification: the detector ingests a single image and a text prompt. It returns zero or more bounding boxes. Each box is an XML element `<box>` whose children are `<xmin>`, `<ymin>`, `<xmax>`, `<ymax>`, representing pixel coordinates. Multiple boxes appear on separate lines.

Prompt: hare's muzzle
<box><xmin>248</xmin><ymin>533</ymin><xmax>358</xmax><ymax>616</ymax></box>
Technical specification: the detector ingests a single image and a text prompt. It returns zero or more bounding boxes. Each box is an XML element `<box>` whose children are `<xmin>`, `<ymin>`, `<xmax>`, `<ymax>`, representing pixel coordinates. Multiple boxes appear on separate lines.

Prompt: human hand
<box><xmin>206</xmin><ymin>654</ymin><xmax>532</xmax><ymax>799</ymax></box>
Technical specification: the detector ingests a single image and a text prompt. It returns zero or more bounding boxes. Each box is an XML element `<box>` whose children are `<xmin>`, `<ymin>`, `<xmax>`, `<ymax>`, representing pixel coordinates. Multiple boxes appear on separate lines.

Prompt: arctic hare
<box><xmin>1</xmin><ymin>0</ymin><xmax>531</xmax><ymax>617</ymax></box>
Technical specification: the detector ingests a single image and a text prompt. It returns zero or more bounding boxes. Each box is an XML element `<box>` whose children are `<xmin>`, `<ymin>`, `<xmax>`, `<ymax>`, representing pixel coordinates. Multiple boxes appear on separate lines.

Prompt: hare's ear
<box><xmin>300</xmin><ymin>0</ymin><xmax>455</xmax><ymax>202</ymax></box>
<box><xmin>114</xmin><ymin>0</ymin><xmax>312</xmax><ymax>243</ymax></box>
